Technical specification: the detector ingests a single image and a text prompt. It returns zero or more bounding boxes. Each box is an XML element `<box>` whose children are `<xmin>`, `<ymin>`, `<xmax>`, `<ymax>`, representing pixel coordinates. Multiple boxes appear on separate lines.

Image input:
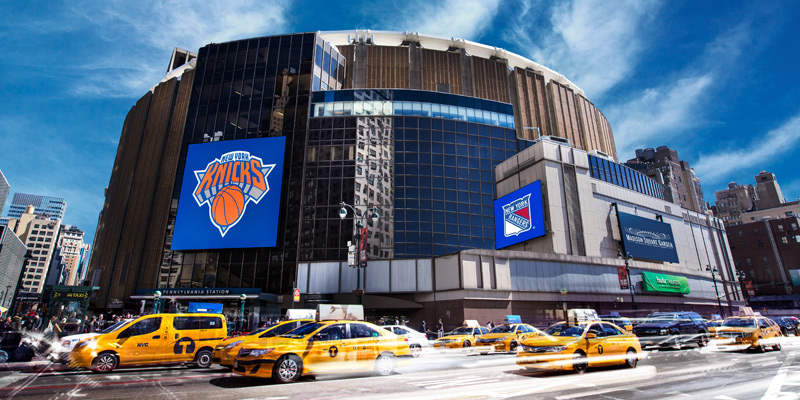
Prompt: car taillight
<box><xmin>404</xmin><ymin>338</ymin><xmax>408</xmax><ymax>342</ymax></box>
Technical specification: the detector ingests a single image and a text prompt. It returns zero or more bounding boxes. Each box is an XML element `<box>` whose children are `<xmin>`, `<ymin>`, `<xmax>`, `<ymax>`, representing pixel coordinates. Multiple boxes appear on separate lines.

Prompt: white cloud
<box><xmin>506</xmin><ymin>0</ymin><xmax>660</xmax><ymax>98</ymax></box>
<box><xmin>608</xmin><ymin>74</ymin><xmax>713</xmax><ymax>158</ymax></box>
<box><xmin>383</xmin><ymin>0</ymin><xmax>501</xmax><ymax>40</ymax></box>
<box><xmin>693</xmin><ymin>112</ymin><xmax>800</xmax><ymax>183</ymax></box>
<box><xmin>68</xmin><ymin>0</ymin><xmax>291</xmax><ymax>98</ymax></box>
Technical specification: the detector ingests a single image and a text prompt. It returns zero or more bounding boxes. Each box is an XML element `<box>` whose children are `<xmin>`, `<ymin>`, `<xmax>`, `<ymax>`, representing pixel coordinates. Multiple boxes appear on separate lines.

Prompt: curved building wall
<box><xmin>323</xmin><ymin>30</ymin><xmax>617</xmax><ymax>160</ymax></box>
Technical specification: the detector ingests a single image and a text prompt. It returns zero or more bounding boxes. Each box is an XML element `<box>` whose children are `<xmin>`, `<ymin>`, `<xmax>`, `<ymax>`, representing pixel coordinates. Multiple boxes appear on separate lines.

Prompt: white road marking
<box><xmin>0</xmin><ymin>372</ymin><xmax>27</xmax><ymax>388</ymax></box>
<box><xmin>762</xmin><ymin>351</ymin><xmax>800</xmax><ymax>400</ymax></box>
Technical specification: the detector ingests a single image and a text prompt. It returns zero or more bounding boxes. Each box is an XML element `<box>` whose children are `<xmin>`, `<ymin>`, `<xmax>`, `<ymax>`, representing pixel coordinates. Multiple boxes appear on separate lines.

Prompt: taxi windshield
<box><xmin>723</xmin><ymin>318</ymin><xmax>756</xmax><ymax>328</ymax></box>
<box><xmin>245</xmin><ymin>327</ymin><xmax>271</xmax><ymax>336</ymax></box>
<box><xmin>101</xmin><ymin>319</ymin><xmax>132</xmax><ymax>334</ymax></box>
<box><xmin>544</xmin><ymin>323</ymin><xmax>586</xmax><ymax>337</ymax></box>
<box><xmin>447</xmin><ymin>327</ymin><xmax>474</xmax><ymax>335</ymax></box>
<box><xmin>281</xmin><ymin>322</ymin><xmax>326</xmax><ymax>338</ymax></box>
<box><xmin>489</xmin><ymin>325</ymin><xmax>515</xmax><ymax>333</ymax></box>
<box><xmin>707</xmin><ymin>321</ymin><xmax>722</xmax><ymax>327</ymax></box>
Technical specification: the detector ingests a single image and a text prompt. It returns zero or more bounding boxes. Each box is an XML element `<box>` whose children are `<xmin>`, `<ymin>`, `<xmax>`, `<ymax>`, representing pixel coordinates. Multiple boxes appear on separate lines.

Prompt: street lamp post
<box><xmin>339</xmin><ymin>202</ymin><xmax>380</xmax><ymax>304</ymax></box>
<box><xmin>153</xmin><ymin>290</ymin><xmax>161</xmax><ymax>314</ymax></box>
<box><xmin>617</xmin><ymin>251</ymin><xmax>636</xmax><ymax>314</ymax></box>
<box><xmin>736</xmin><ymin>270</ymin><xmax>750</xmax><ymax>307</ymax></box>
<box><xmin>707</xmin><ymin>265</ymin><xmax>723</xmax><ymax>317</ymax></box>
<box><xmin>240</xmin><ymin>293</ymin><xmax>247</xmax><ymax>333</ymax></box>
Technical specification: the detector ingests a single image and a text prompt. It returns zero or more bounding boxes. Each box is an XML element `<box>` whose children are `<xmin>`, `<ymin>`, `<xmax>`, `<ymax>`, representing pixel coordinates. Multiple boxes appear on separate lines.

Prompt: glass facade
<box><xmin>588</xmin><ymin>155</ymin><xmax>667</xmax><ymax>201</ymax></box>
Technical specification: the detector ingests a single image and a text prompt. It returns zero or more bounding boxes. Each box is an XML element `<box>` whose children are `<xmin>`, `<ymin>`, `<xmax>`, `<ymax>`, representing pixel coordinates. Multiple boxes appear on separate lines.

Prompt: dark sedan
<box><xmin>632</xmin><ymin>312</ymin><xmax>708</xmax><ymax>349</ymax></box>
<box><xmin>770</xmin><ymin>317</ymin><xmax>798</xmax><ymax>336</ymax></box>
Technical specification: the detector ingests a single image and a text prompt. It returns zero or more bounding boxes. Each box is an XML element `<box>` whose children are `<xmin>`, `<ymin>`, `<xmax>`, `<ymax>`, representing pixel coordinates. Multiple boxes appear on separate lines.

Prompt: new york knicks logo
<box><xmin>502</xmin><ymin>194</ymin><xmax>532</xmax><ymax>237</ymax></box>
<box><xmin>192</xmin><ymin>151</ymin><xmax>274</xmax><ymax>237</ymax></box>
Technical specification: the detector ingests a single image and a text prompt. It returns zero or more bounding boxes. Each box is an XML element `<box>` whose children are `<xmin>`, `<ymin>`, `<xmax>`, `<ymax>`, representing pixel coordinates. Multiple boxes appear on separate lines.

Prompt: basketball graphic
<box><xmin>192</xmin><ymin>150</ymin><xmax>275</xmax><ymax>237</ymax></box>
<box><xmin>212</xmin><ymin>185</ymin><xmax>245</xmax><ymax>227</ymax></box>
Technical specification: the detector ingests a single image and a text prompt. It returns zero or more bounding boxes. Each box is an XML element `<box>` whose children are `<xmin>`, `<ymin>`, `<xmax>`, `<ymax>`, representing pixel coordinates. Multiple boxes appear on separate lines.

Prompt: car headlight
<box><xmin>62</xmin><ymin>340</ymin><xmax>71</xmax><ymax>347</ymax></box>
<box><xmin>75</xmin><ymin>339</ymin><xmax>94</xmax><ymax>349</ymax></box>
<box><xmin>544</xmin><ymin>346</ymin><xmax>566</xmax><ymax>353</ymax></box>
<box><xmin>660</xmin><ymin>329</ymin><xmax>668</xmax><ymax>335</ymax></box>
<box><xmin>743</xmin><ymin>332</ymin><xmax>753</xmax><ymax>338</ymax></box>
<box><xmin>224</xmin><ymin>340</ymin><xmax>244</xmax><ymax>349</ymax></box>
<box><xmin>249</xmin><ymin>348</ymin><xmax>274</xmax><ymax>357</ymax></box>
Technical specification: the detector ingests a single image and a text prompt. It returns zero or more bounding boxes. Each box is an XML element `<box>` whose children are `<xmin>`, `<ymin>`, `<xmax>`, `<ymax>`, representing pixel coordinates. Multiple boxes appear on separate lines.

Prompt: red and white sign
<box><xmin>617</xmin><ymin>266</ymin><xmax>629</xmax><ymax>290</ymax></box>
<box><xmin>745</xmin><ymin>281</ymin><xmax>756</xmax><ymax>297</ymax></box>
<box><xmin>359</xmin><ymin>226</ymin><xmax>369</xmax><ymax>268</ymax></box>
<box><xmin>293</xmin><ymin>288</ymin><xmax>300</xmax><ymax>302</ymax></box>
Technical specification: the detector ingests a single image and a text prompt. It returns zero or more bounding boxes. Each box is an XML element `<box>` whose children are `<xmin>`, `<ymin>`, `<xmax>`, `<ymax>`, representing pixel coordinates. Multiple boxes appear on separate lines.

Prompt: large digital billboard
<box><xmin>618</xmin><ymin>211</ymin><xmax>679</xmax><ymax>263</ymax></box>
<box><xmin>494</xmin><ymin>181</ymin><xmax>545</xmax><ymax>249</ymax></box>
<box><xmin>171</xmin><ymin>137</ymin><xmax>285</xmax><ymax>250</ymax></box>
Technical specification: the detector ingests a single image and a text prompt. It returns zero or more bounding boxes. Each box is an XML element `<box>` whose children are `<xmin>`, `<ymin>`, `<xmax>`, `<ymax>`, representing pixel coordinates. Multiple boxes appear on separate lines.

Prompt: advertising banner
<box><xmin>641</xmin><ymin>271</ymin><xmax>690</xmax><ymax>294</ymax></box>
<box><xmin>172</xmin><ymin>137</ymin><xmax>285</xmax><ymax>250</ymax></box>
<box><xmin>617</xmin><ymin>266</ymin><xmax>629</xmax><ymax>290</ymax></box>
<box><xmin>745</xmin><ymin>281</ymin><xmax>755</xmax><ymax>297</ymax></box>
<box><xmin>618</xmin><ymin>212</ymin><xmax>679</xmax><ymax>263</ymax></box>
<box><xmin>359</xmin><ymin>226</ymin><xmax>368</xmax><ymax>268</ymax></box>
<box><xmin>494</xmin><ymin>181</ymin><xmax>546</xmax><ymax>249</ymax></box>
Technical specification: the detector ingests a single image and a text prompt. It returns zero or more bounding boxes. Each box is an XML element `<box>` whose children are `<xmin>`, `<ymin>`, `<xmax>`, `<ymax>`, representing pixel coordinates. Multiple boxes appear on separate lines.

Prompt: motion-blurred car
<box><xmin>233</xmin><ymin>305</ymin><xmax>410</xmax><ymax>383</ymax></box>
<box><xmin>70</xmin><ymin>313</ymin><xmax>227</xmax><ymax>373</ymax></box>
<box><xmin>714</xmin><ymin>315</ymin><xmax>782</xmax><ymax>352</ymax></box>
<box><xmin>770</xmin><ymin>317</ymin><xmax>799</xmax><ymax>336</ymax></box>
<box><xmin>213</xmin><ymin>319</ymin><xmax>313</xmax><ymax>368</ymax></box>
<box><xmin>49</xmin><ymin>319</ymin><xmax>132</xmax><ymax>363</ymax></box>
<box><xmin>383</xmin><ymin>325</ymin><xmax>430</xmax><ymax>357</ymax></box>
<box><xmin>632</xmin><ymin>312</ymin><xmax>708</xmax><ymax>349</ymax></box>
<box><xmin>517</xmin><ymin>317</ymin><xmax>642</xmax><ymax>374</ymax></box>
<box><xmin>433</xmin><ymin>323</ymin><xmax>488</xmax><ymax>349</ymax></box>
<box><xmin>475</xmin><ymin>323</ymin><xmax>543</xmax><ymax>354</ymax></box>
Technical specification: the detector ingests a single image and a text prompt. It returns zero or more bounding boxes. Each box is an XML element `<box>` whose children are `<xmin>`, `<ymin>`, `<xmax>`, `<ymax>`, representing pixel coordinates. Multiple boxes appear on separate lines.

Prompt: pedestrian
<box><xmin>89</xmin><ymin>316</ymin><xmax>99</xmax><ymax>333</ymax></box>
<box><xmin>31</xmin><ymin>315</ymin><xmax>43</xmax><ymax>332</ymax></box>
<box><xmin>436</xmin><ymin>319</ymin><xmax>444</xmax><ymax>338</ymax></box>
<box><xmin>43</xmin><ymin>316</ymin><xmax>62</xmax><ymax>341</ymax></box>
<box><xmin>379</xmin><ymin>318</ymin><xmax>385</xmax><ymax>326</ymax></box>
<box><xmin>421</xmin><ymin>320</ymin><xmax>427</xmax><ymax>334</ymax></box>
<box><xmin>97</xmin><ymin>314</ymin><xmax>105</xmax><ymax>330</ymax></box>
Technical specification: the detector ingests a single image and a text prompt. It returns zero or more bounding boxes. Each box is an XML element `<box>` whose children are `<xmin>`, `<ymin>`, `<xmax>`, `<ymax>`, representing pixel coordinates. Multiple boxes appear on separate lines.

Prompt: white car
<box><xmin>49</xmin><ymin>319</ymin><xmax>132</xmax><ymax>363</ymax></box>
<box><xmin>383</xmin><ymin>325</ymin><xmax>430</xmax><ymax>357</ymax></box>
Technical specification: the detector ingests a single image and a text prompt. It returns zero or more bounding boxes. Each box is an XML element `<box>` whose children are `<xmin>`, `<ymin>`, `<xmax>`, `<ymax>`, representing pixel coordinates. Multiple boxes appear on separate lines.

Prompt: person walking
<box><xmin>436</xmin><ymin>319</ymin><xmax>444</xmax><ymax>338</ymax></box>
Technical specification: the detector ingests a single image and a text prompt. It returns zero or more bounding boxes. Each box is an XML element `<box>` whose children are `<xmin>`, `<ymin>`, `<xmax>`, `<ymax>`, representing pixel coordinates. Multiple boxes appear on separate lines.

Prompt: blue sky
<box><xmin>2</xmin><ymin>0</ymin><xmax>799</xmax><ymax>246</ymax></box>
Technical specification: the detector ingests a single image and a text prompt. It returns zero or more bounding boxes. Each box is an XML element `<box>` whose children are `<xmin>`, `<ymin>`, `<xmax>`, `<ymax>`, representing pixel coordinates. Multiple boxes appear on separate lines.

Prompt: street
<box><xmin>2</xmin><ymin>337</ymin><xmax>800</xmax><ymax>399</ymax></box>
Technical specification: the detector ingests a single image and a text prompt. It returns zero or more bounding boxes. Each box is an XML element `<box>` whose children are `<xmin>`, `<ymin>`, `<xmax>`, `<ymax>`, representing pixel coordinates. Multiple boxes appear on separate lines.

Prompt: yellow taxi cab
<box><xmin>213</xmin><ymin>318</ymin><xmax>313</xmax><ymax>368</ymax></box>
<box><xmin>233</xmin><ymin>304</ymin><xmax>410</xmax><ymax>383</ymax></box>
<box><xmin>517</xmin><ymin>309</ymin><xmax>642</xmax><ymax>374</ymax></box>
<box><xmin>713</xmin><ymin>312</ymin><xmax>782</xmax><ymax>352</ymax></box>
<box><xmin>69</xmin><ymin>313</ymin><xmax>227</xmax><ymax>373</ymax></box>
<box><xmin>706</xmin><ymin>320</ymin><xmax>724</xmax><ymax>338</ymax></box>
<box><xmin>475</xmin><ymin>316</ymin><xmax>543</xmax><ymax>354</ymax></box>
<box><xmin>433</xmin><ymin>320</ymin><xmax>489</xmax><ymax>349</ymax></box>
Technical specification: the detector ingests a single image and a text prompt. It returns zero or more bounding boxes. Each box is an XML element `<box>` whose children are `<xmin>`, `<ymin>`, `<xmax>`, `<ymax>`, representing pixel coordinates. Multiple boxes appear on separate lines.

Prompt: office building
<box><xmin>625</xmin><ymin>146</ymin><xmax>706</xmax><ymax>213</ymax></box>
<box><xmin>88</xmin><ymin>31</ymin><xmax>737</xmax><ymax>326</ymax></box>
<box><xmin>714</xmin><ymin>171</ymin><xmax>797</xmax><ymax>227</ymax></box>
<box><xmin>0</xmin><ymin>170</ymin><xmax>9</xmax><ymax>217</ymax></box>
<box><xmin>754</xmin><ymin>171</ymin><xmax>786</xmax><ymax>210</ymax></box>
<box><xmin>7</xmin><ymin>206</ymin><xmax>61</xmax><ymax>293</ymax></box>
<box><xmin>7</xmin><ymin>193</ymin><xmax>67</xmax><ymax>221</ymax></box>
<box><xmin>0</xmin><ymin>226</ymin><xmax>27</xmax><ymax>310</ymax></box>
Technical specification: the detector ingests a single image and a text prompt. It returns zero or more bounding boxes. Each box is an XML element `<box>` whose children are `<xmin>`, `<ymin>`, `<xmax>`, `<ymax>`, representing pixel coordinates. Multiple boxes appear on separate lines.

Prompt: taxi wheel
<box><xmin>273</xmin><ymin>355</ymin><xmax>302</xmax><ymax>384</ymax></box>
<box><xmin>463</xmin><ymin>340</ymin><xmax>472</xmax><ymax>348</ymax></box>
<box><xmin>194</xmin><ymin>350</ymin><xmax>213</xmax><ymax>368</ymax></box>
<box><xmin>756</xmin><ymin>341</ymin><xmax>766</xmax><ymax>353</ymax></box>
<box><xmin>773</xmin><ymin>343</ymin><xmax>782</xmax><ymax>352</ymax></box>
<box><xmin>572</xmin><ymin>352</ymin><xmax>588</xmax><ymax>374</ymax></box>
<box><xmin>624</xmin><ymin>349</ymin><xmax>638</xmax><ymax>368</ymax></box>
<box><xmin>375</xmin><ymin>353</ymin><xmax>396</xmax><ymax>376</ymax></box>
<box><xmin>410</xmin><ymin>344</ymin><xmax>422</xmax><ymax>358</ymax></box>
<box><xmin>92</xmin><ymin>353</ymin><xmax>118</xmax><ymax>373</ymax></box>
<box><xmin>697</xmin><ymin>334</ymin><xmax>708</xmax><ymax>348</ymax></box>
<box><xmin>509</xmin><ymin>341</ymin><xmax>518</xmax><ymax>352</ymax></box>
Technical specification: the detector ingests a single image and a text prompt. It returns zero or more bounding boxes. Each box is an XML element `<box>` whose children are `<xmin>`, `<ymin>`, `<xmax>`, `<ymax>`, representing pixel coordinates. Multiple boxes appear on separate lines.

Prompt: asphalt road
<box><xmin>2</xmin><ymin>337</ymin><xmax>800</xmax><ymax>400</ymax></box>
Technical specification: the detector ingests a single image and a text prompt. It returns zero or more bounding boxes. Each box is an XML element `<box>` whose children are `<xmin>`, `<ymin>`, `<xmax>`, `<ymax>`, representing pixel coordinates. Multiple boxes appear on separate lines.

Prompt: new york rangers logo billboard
<box><xmin>171</xmin><ymin>137</ymin><xmax>285</xmax><ymax>250</ymax></box>
<box><xmin>494</xmin><ymin>181</ymin><xmax>545</xmax><ymax>249</ymax></box>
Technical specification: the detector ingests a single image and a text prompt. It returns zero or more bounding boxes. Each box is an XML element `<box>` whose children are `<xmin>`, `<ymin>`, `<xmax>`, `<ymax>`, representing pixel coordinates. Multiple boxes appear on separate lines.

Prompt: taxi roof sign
<box><xmin>737</xmin><ymin>306</ymin><xmax>755</xmax><ymax>316</ymax></box>
<box><xmin>567</xmin><ymin>309</ymin><xmax>599</xmax><ymax>325</ymax></box>
<box><xmin>463</xmin><ymin>320</ymin><xmax>480</xmax><ymax>327</ymax></box>
<box><xmin>285</xmin><ymin>309</ymin><xmax>315</xmax><ymax>320</ymax></box>
<box><xmin>505</xmin><ymin>315</ymin><xmax>522</xmax><ymax>324</ymax></box>
<box><xmin>316</xmin><ymin>304</ymin><xmax>364</xmax><ymax>321</ymax></box>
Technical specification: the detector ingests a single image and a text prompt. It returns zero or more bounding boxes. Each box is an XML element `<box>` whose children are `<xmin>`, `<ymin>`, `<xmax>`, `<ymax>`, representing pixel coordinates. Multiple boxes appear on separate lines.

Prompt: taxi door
<box><xmin>304</xmin><ymin>323</ymin><xmax>348</xmax><ymax>374</ymax></box>
<box><xmin>584</xmin><ymin>323</ymin><xmax>609</xmax><ymax>367</ymax></box>
<box><xmin>349</xmin><ymin>323</ymin><xmax>380</xmax><ymax>372</ymax></box>
<box><xmin>599</xmin><ymin>323</ymin><xmax>626</xmax><ymax>363</ymax></box>
<box><xmin>155</xmin><ymin>315</ymin><xmax>196</xmax><ymax>363</ymax></box>
<box><xmin>114</xmin><ymin>316</ymin><xmax>163</xmax><ymax>365</ymax></box>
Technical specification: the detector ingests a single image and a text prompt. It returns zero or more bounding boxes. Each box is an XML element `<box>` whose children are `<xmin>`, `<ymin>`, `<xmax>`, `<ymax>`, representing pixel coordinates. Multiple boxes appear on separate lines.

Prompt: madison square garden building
<box><xmin>89</xmin><ymin>31</ymin><xmax>742</xmax><ymax>328</ymax></box>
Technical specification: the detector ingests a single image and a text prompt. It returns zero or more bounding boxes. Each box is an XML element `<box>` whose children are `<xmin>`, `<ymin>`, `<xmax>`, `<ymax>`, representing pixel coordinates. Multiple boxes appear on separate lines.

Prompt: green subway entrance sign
<box><xmin>641</xmin><ymin>271</ymin><xmax>690</xmax><ymax>294</ymax></box>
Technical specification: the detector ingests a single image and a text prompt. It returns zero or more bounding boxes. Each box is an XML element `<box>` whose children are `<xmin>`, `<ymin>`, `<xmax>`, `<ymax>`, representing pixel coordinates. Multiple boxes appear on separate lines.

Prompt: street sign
<box><xmin>745</xmin><ymin>281</ymin><xmax>755</xmax><ymax>297</ymax></box>
<box><xmin>617</xmin><ymin>266</ymin><xmax>629</xmax><ymax>290</ymax></box>
<box><xmin>293</xmin><ymin>288</ymin><xmax>300</xmax><ymax>302</ymax></box>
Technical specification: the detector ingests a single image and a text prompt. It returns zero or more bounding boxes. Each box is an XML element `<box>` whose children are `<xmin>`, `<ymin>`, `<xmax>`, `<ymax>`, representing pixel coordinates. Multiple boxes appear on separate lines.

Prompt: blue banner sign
<box><xmin>172</xmin><ymin>137</ymin><xmax>285</xmax><ymax>250</ymax></box>
<box><xmin>618</xmin><ymin>211</ymin><xmax>679</xmax><ymax>263</ymax></box>
<box><xmin>494</xmin><ymin>181</ymin><xmax>545</xmax><ymax>249</ymax></box>
<box><xmin>188</xmin><ymin>302</ymin><xmax>223</xmax><ymax>313</ymax></box>
<box><xmin>505</xmin><ymin>315</ymin><xmax>522</xmax><ymax>323</ymax></box>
